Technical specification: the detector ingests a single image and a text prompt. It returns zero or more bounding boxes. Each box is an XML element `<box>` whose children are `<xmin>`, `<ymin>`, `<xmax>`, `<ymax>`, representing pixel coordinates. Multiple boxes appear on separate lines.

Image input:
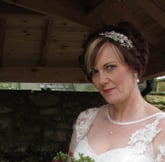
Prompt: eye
<box><xmin>105</xmin><ymin>64</ymin><xmax>117</xmax><ymax>71</ymax></box>
<box><xmin>89</xmin><ymin>69</ymin><xmax>98</xmax><ymax>77</ymax></box>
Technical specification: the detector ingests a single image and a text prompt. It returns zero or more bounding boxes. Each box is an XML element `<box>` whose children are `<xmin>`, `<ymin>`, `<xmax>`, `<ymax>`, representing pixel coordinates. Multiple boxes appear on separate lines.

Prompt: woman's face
<box><xmin>91</xmin><ymin>43</ymin><xmax>137</xmax><ymax>104</ymax></box>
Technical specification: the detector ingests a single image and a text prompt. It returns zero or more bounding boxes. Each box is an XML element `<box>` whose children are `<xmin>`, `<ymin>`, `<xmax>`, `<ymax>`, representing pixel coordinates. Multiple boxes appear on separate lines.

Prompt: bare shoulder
<box><xmin>154</xmin><ymin>112</ymin><xmax>165</xmax><ymax>152</ymax></box>
<box><xmin>158</xmin><ymin>112</ymin><xmax>165</xmax><ymax>127</ymax></box>
<box><xmin>155</xmin><ymin>111</ymin><xmax>165</xmax><ymax>141</ymax></box>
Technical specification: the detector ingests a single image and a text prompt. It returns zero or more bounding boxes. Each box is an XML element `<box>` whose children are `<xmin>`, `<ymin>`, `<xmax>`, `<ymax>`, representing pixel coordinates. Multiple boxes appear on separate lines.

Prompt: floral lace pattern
<box><xmin>74</xmin><ymin>108</ymin><xmax>99</xmax><ymax>144</ymax></box>
<box><xmin>74</xmin><ymin>108</ymin><xmax>165</xmax><ymax>162</ymax></box>
<box><xmin>128</xmin><ymin>115</ymin><xmax>162</xmax><ymax>155</ymax></box>
<box><xmin>155</xmin><ymin>142</ymin><xmax>165</xmax><ymax>162</ymax></box>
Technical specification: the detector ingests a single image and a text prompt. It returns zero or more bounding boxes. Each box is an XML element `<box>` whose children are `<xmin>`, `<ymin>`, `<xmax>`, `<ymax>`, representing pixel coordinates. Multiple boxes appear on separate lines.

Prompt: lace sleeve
<box><xmin>74</xmin><ymin>108</ymin><xmax>99</xmax><ymax>145</ymax></box>
<box><xmin>155</xmin><ymin>114</ymin><xmax>165</xmax><ymax>162</ymax></box>
<box><xmin>156</xmin><ymin>142</ymin><xmax>165</xmax><ymax>162</ymax></box>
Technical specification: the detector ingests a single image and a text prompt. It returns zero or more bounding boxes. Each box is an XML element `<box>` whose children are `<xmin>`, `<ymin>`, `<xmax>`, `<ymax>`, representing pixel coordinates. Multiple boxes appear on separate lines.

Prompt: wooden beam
<box><xmin>0</xmin><ymin>13</ymin><xmax>48</xmax><ymax>18</ymax></box>
<box><xmin>0</xmin><ymin>67</ymin><xmax>88</xmax><ymax>83</ymax></box>
<box><xmin>86</xmin><ymin>0</ymin><xmax>113</xmax><ymax>16</ymax></box>
<box><xmin>135</xmin><ymin>0</ymin><xmax>165</xmax><ymax>29</ymax></box>
<box><xmin>38</xmin><ymin>19</ymin><xmax>54</xmax><ymax>66</ymax></box>
<box><xmin>142</xmin><ymin>71</ymin><xmax>165</xmax><ymax>81</ymax></box>
<box><xmin>82</xmin><ymin>0</ymin><xmax>115</xmax><ymax>28</ymax></box>
<box><xmin>1</xmin><ymin>0</ymin><xmax>86</xmax><ymax>22</ymax></box>
<box><xmin>144</xmin><ymin>57</ymin><xmax>165</xmax><ymax>78</ymax></box>
<box><xmin>0</xmin><ymin>18</ymin><xmax>6</xmax><ymax>66</ymax></box>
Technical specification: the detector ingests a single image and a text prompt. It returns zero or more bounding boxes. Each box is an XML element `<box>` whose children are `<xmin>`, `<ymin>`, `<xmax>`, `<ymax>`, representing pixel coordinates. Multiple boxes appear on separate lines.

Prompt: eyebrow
<box><xmin>103</xmin><ymin>61</ymin><xmax>117</xmax><ymax>66</ymax></box>
<box><xmin>93</xmin><ymin>61</ymin><xmax>118</xmax><ymax>70</ymax></box>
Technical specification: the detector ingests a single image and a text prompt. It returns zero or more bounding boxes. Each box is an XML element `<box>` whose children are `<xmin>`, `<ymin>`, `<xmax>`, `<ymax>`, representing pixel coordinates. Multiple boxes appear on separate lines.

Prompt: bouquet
<box><xmin>52</xmin><ymin>151</ymin><xmax>94</xmax><ymax>162</ymax></box>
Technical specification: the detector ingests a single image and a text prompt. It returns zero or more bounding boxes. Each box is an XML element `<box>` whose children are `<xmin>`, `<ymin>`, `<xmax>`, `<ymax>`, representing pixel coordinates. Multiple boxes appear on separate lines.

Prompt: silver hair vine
<box><xmin>99</xmin><ymin>31</ymin><xmax>134</xmax><ymax>49</ymax></box>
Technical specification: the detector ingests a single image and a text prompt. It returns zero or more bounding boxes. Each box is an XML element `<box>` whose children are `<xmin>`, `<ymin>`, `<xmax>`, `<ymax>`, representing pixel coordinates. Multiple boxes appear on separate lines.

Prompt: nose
<box><xmin>98</xmin><ymin>71</ymin><xmax>109</xmax><ymax>85</ymax></box>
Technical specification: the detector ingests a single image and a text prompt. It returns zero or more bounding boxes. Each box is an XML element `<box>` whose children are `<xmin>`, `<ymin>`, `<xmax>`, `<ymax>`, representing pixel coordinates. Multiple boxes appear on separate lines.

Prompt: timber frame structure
<box><xmin>0</xmin><ymin>0</ymin><xmax>164</xmax><ymax>83</ymax></box>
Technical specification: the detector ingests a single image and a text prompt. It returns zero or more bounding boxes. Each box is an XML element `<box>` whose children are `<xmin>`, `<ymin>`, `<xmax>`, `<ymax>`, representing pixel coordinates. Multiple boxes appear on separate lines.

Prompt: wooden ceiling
<box><xmin>0</xmin><ymin>0</ymin><xmax>164</xmax><ymax>83</ymax></box>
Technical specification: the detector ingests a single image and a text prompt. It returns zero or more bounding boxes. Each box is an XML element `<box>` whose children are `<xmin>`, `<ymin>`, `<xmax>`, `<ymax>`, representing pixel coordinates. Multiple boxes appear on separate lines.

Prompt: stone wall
<box><xmin>0</xmin><ymin>90</ymin><xmax>105</xmax><ymax>162</ymax></box>
<box><xmin>146</xmin><ymin>93</ymin><xmax>165</xmax><ymax>110</ymax></box>
<box><xmin>0</xmin><ymin>79</ymin><xmax>164</xmax><ymax>162</ymax></box>
<box><xmin>145</xmin><ymin>79</ymin><xmax>165</xmax><ymax>111</ymax></box>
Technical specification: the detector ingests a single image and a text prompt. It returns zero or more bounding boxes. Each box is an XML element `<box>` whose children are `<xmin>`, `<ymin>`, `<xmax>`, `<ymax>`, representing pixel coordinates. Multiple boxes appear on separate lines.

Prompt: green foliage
<box><xmin>53</xmin><ymin>151</ymin><xmax>69</xmax><ymax>162</ymax></box>
<box><xmin>73</xmin><ymin>153</ymin><xmax>95</xmax><ymax>162</ymax></box>
<box><xmin>157</xmin><ymin>81</ymin><xmax>165</xmax><ymax>92</ymax></box>
<box><xmin>52</xmin><ymin>152</ymin><xmax>94</xmax><ymax>162</ymax></box>
<box><xmin>0</xmin><ymin>83</ymin><xmax>20</xmax><ymax>90</ymax></box>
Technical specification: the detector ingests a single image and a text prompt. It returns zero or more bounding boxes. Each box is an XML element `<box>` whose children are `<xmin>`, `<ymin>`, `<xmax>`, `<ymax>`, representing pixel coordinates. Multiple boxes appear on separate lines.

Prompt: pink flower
<box><xmin>68</xmin><ymin>151</ymin><xmax>73</xmax><ymax>157</ymax></box>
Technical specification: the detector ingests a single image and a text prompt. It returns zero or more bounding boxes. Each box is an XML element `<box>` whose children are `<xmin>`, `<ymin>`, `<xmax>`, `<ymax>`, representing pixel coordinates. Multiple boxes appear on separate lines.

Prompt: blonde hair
<box><xmin>84</xmin><ymin>38</ymin><xmax>125</xmax><ymax>76</ymax></box>
<box><xmin>84</xmin><ymin>38</ymin><xmax>103</xmax><ymax>74</ymax></box>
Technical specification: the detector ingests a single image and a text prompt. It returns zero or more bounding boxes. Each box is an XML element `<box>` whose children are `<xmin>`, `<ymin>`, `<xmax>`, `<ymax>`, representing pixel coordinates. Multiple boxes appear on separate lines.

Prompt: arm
<box><xmin>155</xmin><ymin>118</ymin><xmax>165</xmax><ymax>162</ymax></box>
<box><xmin>69</xmin><ymin>128</ymin><xmax>77</xmax><ymax>153</ymax></box>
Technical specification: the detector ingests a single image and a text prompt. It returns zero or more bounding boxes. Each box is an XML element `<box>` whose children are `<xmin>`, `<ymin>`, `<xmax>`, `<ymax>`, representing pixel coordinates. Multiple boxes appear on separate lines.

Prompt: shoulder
<box><xmin>154</xmin><ymin>112</ymin><xmax>165</xmax><ymax>134</ymax></box>
<box><xmin>73</xmin><ymin>107</ymin><xmax>100</xmax><ymax>144</ymax></box>
<box><xmin>79</xmin><ymin>107</ymin><xmax>99</xmax><ymax>117</ymax></box>
<box><xmin>158</xmin><ymin>113</ymin><xmax>165</xmax><ymax>140</ymax></box>
<box><xmin>154</xmin><ymin>112</ymin><xmax>165</xmax><ymax>156</ymax></box>
<box><xmin>155</xmin><ymin>113</ymin><xmax>165</xmax><ymax>161</ymax></box>
<box><xmin>75</xmin><ymin>107</ymin><xmax>99</xmax><ymax>126</ymax></box>
<box><xmin>157</xmin><ymin>112</ymin><xmax>165</xmax><ymax>127</ymax></box>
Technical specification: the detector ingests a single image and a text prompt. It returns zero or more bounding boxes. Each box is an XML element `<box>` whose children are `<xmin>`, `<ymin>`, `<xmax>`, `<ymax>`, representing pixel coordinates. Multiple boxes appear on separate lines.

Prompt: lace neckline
<box><xmin>106</xmin><ymin>108</ymin><xmax>162</xmax><ymax>125</ymax></box>
<box><xmin>84</xmin><ymin>136</ymin><xmax>131</xmax><ymax>157</ymax></box>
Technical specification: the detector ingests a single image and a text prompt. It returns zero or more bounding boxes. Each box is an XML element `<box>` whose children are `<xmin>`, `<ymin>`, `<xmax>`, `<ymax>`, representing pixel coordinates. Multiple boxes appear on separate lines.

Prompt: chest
<box><xmin>86</xmin><ymin>116</ymin><xmax>160</xmax><ymax>155</ymax></box>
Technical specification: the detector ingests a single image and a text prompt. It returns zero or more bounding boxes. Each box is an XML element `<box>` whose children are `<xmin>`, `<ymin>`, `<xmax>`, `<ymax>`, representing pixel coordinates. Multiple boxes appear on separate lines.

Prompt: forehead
<box><xmin>95</xmin><ymin>43</ymin><xmax>124</xmax><ymax>65</ymax></box>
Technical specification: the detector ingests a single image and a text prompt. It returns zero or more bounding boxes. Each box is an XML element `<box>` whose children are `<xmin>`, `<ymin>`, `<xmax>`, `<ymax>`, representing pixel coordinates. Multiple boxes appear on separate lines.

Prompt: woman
<box><xmin>69</xmin><ymin>22</ymin><xmax>165</xmax><ymax>162</ymax></box>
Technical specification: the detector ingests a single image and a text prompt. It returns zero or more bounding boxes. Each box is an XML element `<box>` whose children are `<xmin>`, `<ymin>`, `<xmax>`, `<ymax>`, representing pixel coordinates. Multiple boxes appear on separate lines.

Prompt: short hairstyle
<box><xmin>79</xmin><ymin>21</ymin><xmax>149</xmax><ymax>81</ymax></box>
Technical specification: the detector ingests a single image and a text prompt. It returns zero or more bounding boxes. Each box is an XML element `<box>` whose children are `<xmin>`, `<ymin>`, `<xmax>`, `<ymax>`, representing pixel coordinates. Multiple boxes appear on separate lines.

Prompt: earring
<box><xmin>134</xmin><ymin>73</ymin><xmax>140</xmax><ymax>83</ymax></box>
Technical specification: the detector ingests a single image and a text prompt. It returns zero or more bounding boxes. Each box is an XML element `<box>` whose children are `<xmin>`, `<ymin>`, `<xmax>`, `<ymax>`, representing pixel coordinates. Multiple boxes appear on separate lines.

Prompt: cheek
<box><xmin>117</xmin><ymin>72</ymin><xmax>135</xmax><ymax>90</ymax></box>
<box><xmin>92</xmin><ymin>79</ymin><xmax>99</xmax><ymax>89</ymax></box>
<box><xmin>113</xmin><ymin>70</ymin><xmax>134</xmax><ymax>91</ymax></box>
<box><xmin>113</xmin><ymin>71</ymin><xmax>125</xmax><ymax>83</ymax></box>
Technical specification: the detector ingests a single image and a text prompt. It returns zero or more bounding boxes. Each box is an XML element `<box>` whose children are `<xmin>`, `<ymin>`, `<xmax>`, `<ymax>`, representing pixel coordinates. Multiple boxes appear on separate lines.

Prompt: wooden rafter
<box><xmin>1</xmin><ymin>0</ymin><xmax>86</xmax><ymax>21</ymax></box>
<box><xmin>0</xmin><ymin>18</ymin><xmax>6</xmax><ymax>66</ymax></box>
<box><xmin>0</xmin><ymin>67</ymin><xmax>88</xmax><ymax>83</ymax></box>
<box><xmin>0</xmin><ymin>0</ymin><xmax>164</xmax><ymax>83</ymax></box>
<box><xmin>38</xmin><ymin>19</ymin><xmax>54</xmax><ymax>66</ymax></box>
<box><xmin>103</xmin><ymin>1</ymin><xmax>163</xmax><ymax>47</ymax></box>
<box><xmin>135</xmin><ymin>0</ymin><xmax>165</xmax><ymax>28</ymax></box>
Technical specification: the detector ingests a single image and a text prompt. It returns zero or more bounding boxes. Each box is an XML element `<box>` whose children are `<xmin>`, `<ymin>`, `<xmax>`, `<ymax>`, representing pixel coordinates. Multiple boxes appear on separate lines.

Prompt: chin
<box><xmin>104</xmin><ymin>97</ymin><xmax>118</xmax><ymax>105</ymax></box>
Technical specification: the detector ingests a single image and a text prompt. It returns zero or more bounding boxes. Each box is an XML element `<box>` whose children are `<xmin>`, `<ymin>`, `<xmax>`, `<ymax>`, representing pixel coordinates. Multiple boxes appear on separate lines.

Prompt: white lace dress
<box><xmin>72</xmin><ymin>106</ymin><xmax>165</xmax><ymax>162</ymax></box>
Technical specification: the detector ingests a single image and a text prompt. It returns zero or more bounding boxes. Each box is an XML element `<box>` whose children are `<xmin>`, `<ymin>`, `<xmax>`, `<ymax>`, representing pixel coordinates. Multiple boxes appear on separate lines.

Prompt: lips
<box><xmin>103</xmin><ymin>87</ymin><xmax>115</xmax><ymax>93</ymax></box>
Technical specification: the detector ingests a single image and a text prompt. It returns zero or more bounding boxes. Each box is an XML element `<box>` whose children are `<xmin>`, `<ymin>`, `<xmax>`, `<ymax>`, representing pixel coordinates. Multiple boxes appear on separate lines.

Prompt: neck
<box><xmin>109</xmin><ymin>90</ymin><xmax>147</xmax><ymax>122</ymax></box>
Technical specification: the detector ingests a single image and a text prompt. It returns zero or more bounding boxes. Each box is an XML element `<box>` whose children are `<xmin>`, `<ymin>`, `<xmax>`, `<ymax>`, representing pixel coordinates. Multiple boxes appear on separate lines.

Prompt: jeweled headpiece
<box><xmin>99</xmin><ymin>31</ymin><xmax>134</xmax><ymax>49</ymax></box>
